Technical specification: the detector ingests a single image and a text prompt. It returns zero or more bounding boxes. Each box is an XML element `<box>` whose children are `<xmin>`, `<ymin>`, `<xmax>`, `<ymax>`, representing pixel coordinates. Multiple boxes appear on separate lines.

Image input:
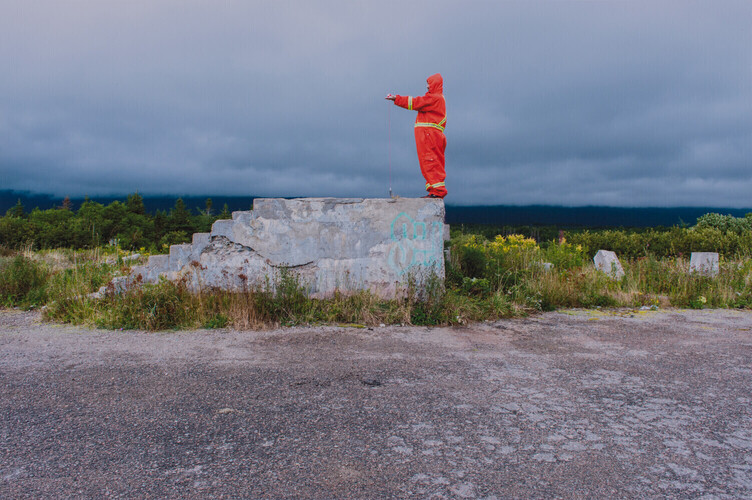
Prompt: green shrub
<box><xmin>695</xmin><ymin>213</ymin><xmax>752</xmax><ymax>234</ymax></box>
<box><xmin>461</xmin><ymin>277</ymin><xmax>491</xmax><ymax>296</ymax></box>
<box><xmin>450</xmin><ymin>233</ymin><xmax>543</xmax><ymax>291</ymax></box>
<box><xmin>450</xmin><ymin>234</ymin><xmax>488</xmax><ymax>278</ymax></box>
<box><xmin>95</xmin><ymin>280</ymin><xmax>192</xmax><ymax>330</ymax></box>
<box><xmin>202</xmin><ymin>314</ymin><xmax>229</xmax><ymax>329</ymax></box>
<box><xmin>543</xmin><ymin>239</ymin><xmax>587</xmax><ymax>270</ymax></box>
<box><xmin>0</xmin><ymin>256</ymin><xmax>50</xmax><ymax>308</ymax></box>
<box><xmin>43</xmin><ymin>260</ymin><xmax>119</xmax><ymax>323</ymax></box>
<box><xmin>159</xmin><ymin>230</ymin><xmax>191</xmax><ymax>248</ymax></box>
<box><xmin>567</xmin><ymin>227</ymin><xmax>752</xmax><ymax>259</ymax></box>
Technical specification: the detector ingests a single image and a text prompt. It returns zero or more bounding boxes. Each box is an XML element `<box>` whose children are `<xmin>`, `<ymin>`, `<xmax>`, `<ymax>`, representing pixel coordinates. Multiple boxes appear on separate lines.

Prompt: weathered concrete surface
<box><xmin>130</xmin><ymin>254</ymin><xmax>168</xmax><ymax>283</ymax></box>
<box><xmin>593</xmin><ymin>249</ymin><xmax>625</xmax><ymax>279</ymax></box>
<box><xmin>690</xmin><ymin>252</ymin><xmax>720</xmax><ymax>276</ymax></box>
<box><xmin>1</xmin><ymin>308</ymin><xmax>751</xmax><ymax>498</ymax></box>
<box><xmin>131</xmin><ymin>198</ymin><xmax>446</xmax><ymax>298</ymax></box>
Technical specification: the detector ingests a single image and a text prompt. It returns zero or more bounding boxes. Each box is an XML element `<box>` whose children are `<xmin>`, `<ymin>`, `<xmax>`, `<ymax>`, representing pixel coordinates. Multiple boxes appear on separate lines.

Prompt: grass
<box><xmin>42</xmin><ymin>274</ymin><xmax>519</xmax><ymax>331</ymax></box>
<box><xmin>0</xmin><ymin>242</ymin><xmax>750</xmax><ymax>331</ymax></box>
<box><xmin>0</xmin><ymin>255</ymin><xmax>51</xmax><ymax>308</ymax></box>
<box><xmin>492</xmin><ymin>256</ymin><xmax>752</xmax><ymax>312</ymax></box>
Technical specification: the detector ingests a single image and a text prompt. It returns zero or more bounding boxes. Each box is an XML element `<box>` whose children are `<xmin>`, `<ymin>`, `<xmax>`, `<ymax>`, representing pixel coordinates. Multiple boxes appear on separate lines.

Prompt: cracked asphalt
<box><xmin>1</xmin><ymin>308</ymin><xmax>751</xmax><ymax>498</ymax></box>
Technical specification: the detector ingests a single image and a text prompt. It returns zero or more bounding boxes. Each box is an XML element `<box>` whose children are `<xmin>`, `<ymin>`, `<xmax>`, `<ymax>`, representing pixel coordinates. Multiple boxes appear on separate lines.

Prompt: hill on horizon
<box><xmin>1</xmin><ymin>190</ymin><xmax>750</xmax><ymax>229</ymax></box>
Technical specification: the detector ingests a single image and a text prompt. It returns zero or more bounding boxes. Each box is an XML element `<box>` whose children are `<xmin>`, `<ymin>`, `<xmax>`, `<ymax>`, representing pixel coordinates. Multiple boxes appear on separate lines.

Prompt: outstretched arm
<box><xmin>387</xmin><ymin>93</ymin><xmax>433</xmax><ymax>111</ymax></box>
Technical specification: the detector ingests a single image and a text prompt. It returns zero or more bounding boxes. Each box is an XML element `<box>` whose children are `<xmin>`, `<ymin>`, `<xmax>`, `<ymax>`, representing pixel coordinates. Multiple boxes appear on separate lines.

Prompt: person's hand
<box><xmin>385</xmin><ymin>94</ymin><xmax>396</xmax><ymax>101</ymax></box>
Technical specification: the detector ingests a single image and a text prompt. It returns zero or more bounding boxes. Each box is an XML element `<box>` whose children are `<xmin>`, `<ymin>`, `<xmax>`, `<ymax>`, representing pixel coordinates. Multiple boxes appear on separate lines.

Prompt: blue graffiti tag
<box><xmin>388</xmin><ymin>212</ymin><xmax>442</xmax><ymax>275</ymax></box>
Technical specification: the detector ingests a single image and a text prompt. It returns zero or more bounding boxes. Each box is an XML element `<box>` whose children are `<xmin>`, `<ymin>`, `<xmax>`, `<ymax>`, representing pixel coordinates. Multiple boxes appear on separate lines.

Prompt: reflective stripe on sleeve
<box><xmin>408</xmin><ymin>96</ymin><xmax>413</xmax><ymax>111</ymax></box>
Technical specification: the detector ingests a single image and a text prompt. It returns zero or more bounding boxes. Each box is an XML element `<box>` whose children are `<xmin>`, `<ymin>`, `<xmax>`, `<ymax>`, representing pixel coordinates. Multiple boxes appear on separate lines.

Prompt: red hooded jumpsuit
<box><xmin>393</xmin><ymin>73</ymin><xmax>447</xmax><ymax>198</ymax></box>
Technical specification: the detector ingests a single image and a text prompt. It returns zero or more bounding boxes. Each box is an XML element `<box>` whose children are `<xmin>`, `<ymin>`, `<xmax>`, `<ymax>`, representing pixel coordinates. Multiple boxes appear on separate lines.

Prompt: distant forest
<box><xmin>2</xmin><ymin>190</ymin><xmax>751</xmax><ymax>228</ymax></box>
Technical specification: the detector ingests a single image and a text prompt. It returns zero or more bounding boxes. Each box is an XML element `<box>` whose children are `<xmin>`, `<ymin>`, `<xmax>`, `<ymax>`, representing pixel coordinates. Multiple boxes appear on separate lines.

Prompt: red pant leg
<box><xmin>414</xmin><ymin>127</ymin><xmax>447</xmax><ymax>197</ymax></box>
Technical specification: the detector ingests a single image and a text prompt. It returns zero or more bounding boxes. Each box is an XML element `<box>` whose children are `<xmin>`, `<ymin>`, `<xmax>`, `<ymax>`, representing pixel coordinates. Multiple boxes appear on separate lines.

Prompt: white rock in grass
<box><xmin>593</xmin><ymin>250</ymin><xmax>625</xmax><ymax>280</ymax></box>
<box><xmin>689</xmin><ymin>252</ymin><xmax>719</xmax><ymax>277</ymax></box>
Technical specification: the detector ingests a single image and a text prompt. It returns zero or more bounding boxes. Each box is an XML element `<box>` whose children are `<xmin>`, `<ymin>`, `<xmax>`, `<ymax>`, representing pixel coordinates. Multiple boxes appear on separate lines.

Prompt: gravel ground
<box><xmin>1</xmin><ymin>308</ymin><xmax>751</xmax><ymax>499</ymax></box>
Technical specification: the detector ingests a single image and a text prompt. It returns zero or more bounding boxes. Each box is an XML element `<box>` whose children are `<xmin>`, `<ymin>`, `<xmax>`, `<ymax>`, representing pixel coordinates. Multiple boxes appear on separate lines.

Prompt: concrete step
<box><xmin>192</xmin><ymin>233</ymin><xmax>211</xmax><ymax>259</ymax></box>
<box><xmin>169</xmin><ymin>244</ymin><xmax>193</xmax><ymax>272</ymax></box>
<box><xmin>211</xmin><ymin>219</ymin><xmax>234</xmax><ymax>239</ymax></box>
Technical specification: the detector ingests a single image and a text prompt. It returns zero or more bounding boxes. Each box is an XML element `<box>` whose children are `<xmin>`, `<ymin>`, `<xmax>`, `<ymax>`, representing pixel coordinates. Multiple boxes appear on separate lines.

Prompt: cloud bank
<box><xmin>1</xmin><ymin>0</ymin><xmax>750</xmax><ymax>206</ymax></box>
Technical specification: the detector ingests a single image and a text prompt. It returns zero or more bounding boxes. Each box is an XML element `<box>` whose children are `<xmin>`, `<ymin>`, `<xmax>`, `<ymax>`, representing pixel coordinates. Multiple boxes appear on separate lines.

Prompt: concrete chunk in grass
<box><xmin>689</xmin><ymin>252</ymin><xmax>719</xmax><ymax>277</ymax></box>
<box><xmin>594</xmin><ymin>250</ymin><xmax>625</xmax><ymax>280</ymax></box>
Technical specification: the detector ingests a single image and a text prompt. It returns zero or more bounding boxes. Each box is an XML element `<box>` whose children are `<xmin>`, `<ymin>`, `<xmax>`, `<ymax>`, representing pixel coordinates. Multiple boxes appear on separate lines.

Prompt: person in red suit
<box><xmin>386</xmin><ymin>73</ymin><xmax>447</xmax><ymax>198</ymax></box>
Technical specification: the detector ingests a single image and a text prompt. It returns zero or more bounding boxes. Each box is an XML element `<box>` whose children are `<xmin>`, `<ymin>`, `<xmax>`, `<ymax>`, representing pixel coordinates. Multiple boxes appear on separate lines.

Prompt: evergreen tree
<box><xmin>219</xmin><ymin>203</ymin><xmax>231</xmax><ymax>220</ymax></box>
<box><xmin>168</xmin><ymin>198</ymin><xmax>193</xmax><ymax>233</ymax></box>
<box><xmin>204</xmin><ymin>198</ymin><xmax>213</xmax><ymax>216</ymax></box>
<box><xmin>60</xmin><ymin>196</ymin><xmax>72</xmax><ymax>211</ymax></box>
<box><xmin>126</xmin><ymin>192</ymin><xmax>145</xmax><ymax>215</ymax></box>
<box><xmin>153</xmin><ymin>210</ymin><xmax>168</xmax><ymax>241</ymax></box>
<box><xmin>9</xmin><ymin>199</ymin><xmax>25</xmax><ymax>218</ymax></box>
<box><xmin>75</xmin><ymin>197</ymin><xmax>104</xmax><ymax>247</ymax></box>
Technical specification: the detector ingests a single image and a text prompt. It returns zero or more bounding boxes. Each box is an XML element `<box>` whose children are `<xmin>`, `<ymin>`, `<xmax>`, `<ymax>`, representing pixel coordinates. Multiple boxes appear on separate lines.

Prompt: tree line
<box><xmin>0</xmin><ymin>193</ymin><xmax>232</xmax><ymax>251</ymax></box>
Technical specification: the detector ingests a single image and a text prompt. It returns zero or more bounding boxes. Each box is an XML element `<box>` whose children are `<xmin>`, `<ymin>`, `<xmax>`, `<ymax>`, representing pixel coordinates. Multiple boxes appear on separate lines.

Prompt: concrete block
<box><xmin>232</xmin><ymin>210</ymin><xmax>254</xmax><ymax>222</ymax></box>
<box><xmin>131</xmin><ymin>254</ymin><xmax>169</xmax><ymax>283</ymax></box>
<box><xmin>147</xmin><ymin>254</ymin><xmax>169</xmax><ymax>273</ymax></box>
<box><xmin>594</xmin><ymin>250</ymin><xmax>625</xmax><ymax>279</ymax></box>
<box><xmin>192</xmin><ymin>233</ymin><xmax>211</xmax><ymax>260</ymax></box>
<box><xmin>231</xmin><ymin>198</ymin><xmax>444</xmax><ymax>267</ymax></box>
<box><xmin>689</xmin><ymin>252</ymin><xmax>719</xmax><ymax>277</ymax></box>
<box><xmin>184</xmin><ymin>239</ymin><xmax>275</xmax><ymax>293</ymax></box>
<box><xmin>211</xmin><ymin>219</ymin><xmax>235</xmax><ymax>240</ymax></box>
<box><xmin>169</xmin><ymin>244</ymin><xmax>193</xmax><ymax>272</ymax></box>
<box><xmin>130</xmin><ymin>198</ymin><xmax>446</xmax><ymax>298</ymax></box>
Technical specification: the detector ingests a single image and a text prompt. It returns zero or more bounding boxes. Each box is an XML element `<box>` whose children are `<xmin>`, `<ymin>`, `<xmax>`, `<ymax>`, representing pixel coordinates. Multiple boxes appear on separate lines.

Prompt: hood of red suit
<box><xmin>427</xmin><ymin>73</ymin><xmax>443</xmax><ymax>94</ymax></box>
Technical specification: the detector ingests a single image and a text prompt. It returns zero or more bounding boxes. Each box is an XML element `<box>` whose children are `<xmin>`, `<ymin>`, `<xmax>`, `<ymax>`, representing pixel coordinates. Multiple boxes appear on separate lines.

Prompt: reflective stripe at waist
<box><xmin>415</xmin><ymin>122</ymin><xmax>445</xmax><ymax>132</ymax></box>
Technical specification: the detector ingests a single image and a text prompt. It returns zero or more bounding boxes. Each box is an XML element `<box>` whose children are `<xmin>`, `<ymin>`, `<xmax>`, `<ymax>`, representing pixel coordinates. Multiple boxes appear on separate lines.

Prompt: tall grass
<box><xmin>44</xmin><ymin>272</ymin><xmax>518</xmax><ymax>331</ymax></box>
<box><xmin>0</xmin><ymin>256</ymin><xmax>50</xmax><ymax>308</ymax></box>
<box><xmin>449</xmin><ymin>234</ymin><xmax>752</xmax><ymax>312</ymax></box>
<box><xmin>1</xmin><ymin>240</ymin><xmax>750</xmax><ymax>331</ymax></box>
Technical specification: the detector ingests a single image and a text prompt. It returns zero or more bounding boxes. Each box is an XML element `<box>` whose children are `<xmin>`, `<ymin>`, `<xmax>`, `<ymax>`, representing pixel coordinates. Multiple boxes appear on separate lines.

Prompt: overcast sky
<box><xmin>1</xmin><ymin>1</ymin><xmax>750</xmax><ymax>206</ymax></box>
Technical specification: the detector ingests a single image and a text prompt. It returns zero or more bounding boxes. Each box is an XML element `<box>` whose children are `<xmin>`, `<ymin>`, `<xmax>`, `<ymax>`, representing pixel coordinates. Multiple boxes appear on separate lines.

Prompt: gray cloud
<box><xmin>1</xmin><ymin>0</ymin><xmax>750</xmax><ymax>206</ymax></box>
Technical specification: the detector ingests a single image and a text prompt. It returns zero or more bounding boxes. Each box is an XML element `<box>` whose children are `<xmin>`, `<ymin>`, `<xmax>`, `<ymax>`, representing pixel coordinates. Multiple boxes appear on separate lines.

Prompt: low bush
<box><xmin>566</xmin><ymin>226</ymin><xmax>752</xmax><ymax>259</ymax></box>
<box><xmin>695</xmin><ymin>212</ymin><xmax>752</xmax><ymax>234</ymax></box>
<box><xmin>0</xmin><ymin>256</ymin><xmax>50</xmax><ymax>308</ymax></box>
<box><xmin>543</xmin><ymin>238</ymin><xmax>587</xmax><ymax>270</ymax></box>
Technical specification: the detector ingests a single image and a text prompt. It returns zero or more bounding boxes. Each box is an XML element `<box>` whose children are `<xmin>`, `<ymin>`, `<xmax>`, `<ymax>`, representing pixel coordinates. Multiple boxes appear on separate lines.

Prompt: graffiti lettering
<box><xmin>388</xmin><ymin>212</ymin><xmax>442</xmax><ymax>275</ymax></box>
